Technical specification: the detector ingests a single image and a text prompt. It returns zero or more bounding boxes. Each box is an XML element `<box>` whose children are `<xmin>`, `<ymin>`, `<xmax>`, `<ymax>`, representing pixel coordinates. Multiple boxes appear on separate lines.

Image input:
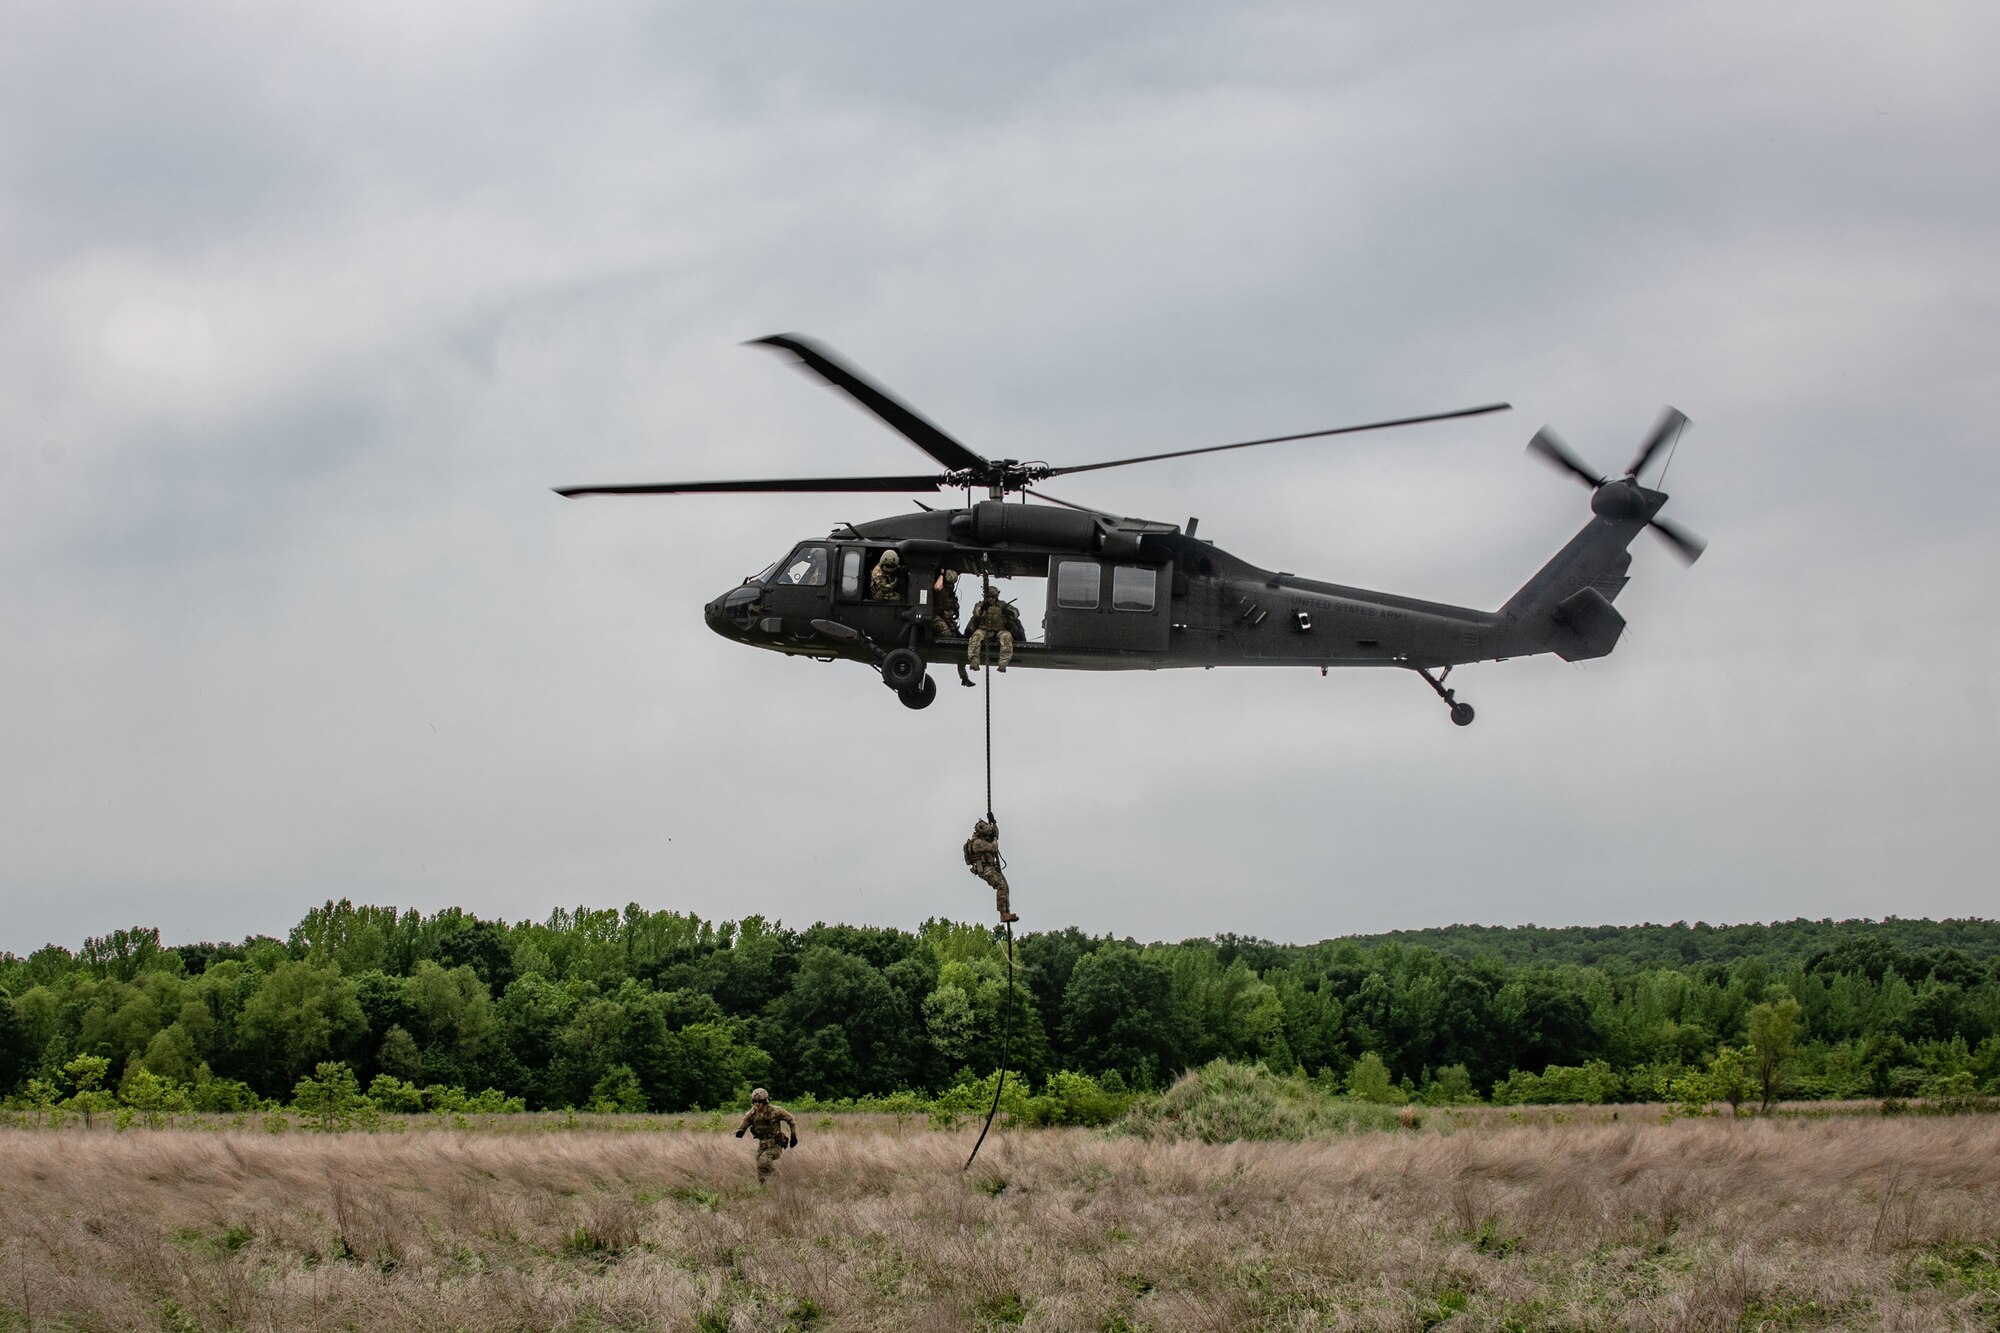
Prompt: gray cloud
<box><xmin>3</xmin><ymin>0</ymin><xmax>1996</xmax><ymax>950</ymax></box>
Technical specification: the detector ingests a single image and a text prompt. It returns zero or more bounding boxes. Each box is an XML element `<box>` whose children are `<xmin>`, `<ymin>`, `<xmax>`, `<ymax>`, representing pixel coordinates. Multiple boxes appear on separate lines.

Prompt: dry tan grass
<box><xmin>2</xmin><ymin>1115</ymin><xmax>1998</xmax><ymax>1331</ymax></box>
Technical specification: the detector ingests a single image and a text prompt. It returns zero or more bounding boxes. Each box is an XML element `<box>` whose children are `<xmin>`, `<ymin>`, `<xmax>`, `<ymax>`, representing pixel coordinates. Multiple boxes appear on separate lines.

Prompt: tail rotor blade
<box><xmin>1625</xmin><ymin>406</ymin><xmax>1688</xmax><ymax>479</ymax></box>
<box><xmin>1649</xmin><ymin>515</ymin><xmax>1707</xmax><ymax>565</ymax></box>
<box><xmin>1527</xmin><ymin>427</ymin><xmax>1604</xmax><ymax>488</ymax></box>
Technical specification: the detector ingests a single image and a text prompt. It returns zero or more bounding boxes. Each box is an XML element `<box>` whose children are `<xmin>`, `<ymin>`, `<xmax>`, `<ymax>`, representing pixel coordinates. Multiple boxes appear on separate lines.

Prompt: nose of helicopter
<box><xmin>705</xmin><ymin>584</ymin><xmax>761</xmax><ymax>640</ymax></box>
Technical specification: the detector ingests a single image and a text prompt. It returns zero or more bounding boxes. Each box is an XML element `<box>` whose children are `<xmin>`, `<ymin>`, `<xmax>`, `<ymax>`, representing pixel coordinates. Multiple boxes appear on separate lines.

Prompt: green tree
<box><xmin>1746</xmin><ymin>996</ymin><xmax>1804</xmax><ymax>1111</ymax></box>
<box><xmin>119</xmin><ymin>1067</ymin><xmax>191</xmax><ymax>1126</ymax></box>
<box><xmin>237</xmin><ymin>962</ymin><xmax>367</xmax><ymax>1095</ymax></box>
<box><xmin>376</xmin><ymin>1024</ymin><xmax>423</xmax><ymax>1082</ymax></box>
<box><xmin>1061</xmin><ymin>945</ymin><xmax>1186</xmax><ymax>1089</ymax></box>
<box><xmin>1705</xmin><ymin>1044</ymin><xmax>1749</xmax><ymax>1114</ymax></box>
<box><xmin>0</xmin><ymin>993</ymin><xmax>27</xmax><ymax>1094</ymax></box>
<box><xmin>589</xmin><ymin>1064</ymin><xmax>647</xmax><ymax>1113</ymax></box>
<box><xmin>1345</xmin><ymin>1052</ymin><xmax>1404</xmax><ymax>1103</ymax></box>
<box><xmin>61</xmin><ymin>1054</ymin><xmax>115</xmax><ymax>1127</ymax></box>
<box><xmin>292</xmin><ymin>1061</ymin><xmax>366</xmax><ymax>1131</ymax></box>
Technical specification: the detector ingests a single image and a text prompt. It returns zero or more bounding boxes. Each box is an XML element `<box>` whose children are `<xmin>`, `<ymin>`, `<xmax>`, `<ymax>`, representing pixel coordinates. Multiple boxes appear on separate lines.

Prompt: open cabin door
<box><xmin>1043</xmin><ymin>556</ymin><xmax>1170</xmax><ymax>653</ymax></box>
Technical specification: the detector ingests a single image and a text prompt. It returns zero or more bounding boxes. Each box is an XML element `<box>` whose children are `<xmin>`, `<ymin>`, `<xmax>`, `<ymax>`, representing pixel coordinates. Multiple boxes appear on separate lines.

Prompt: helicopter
<box><xmin>558</xmin><ymin>334</ymin><xmax>1704</xmax><ymax>722</ymax></box>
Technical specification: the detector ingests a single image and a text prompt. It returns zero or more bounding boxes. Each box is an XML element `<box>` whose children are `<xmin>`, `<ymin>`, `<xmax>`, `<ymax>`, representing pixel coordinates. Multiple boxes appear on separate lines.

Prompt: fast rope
<box><xmin>962</xmin><ymin>920</ymin><xmax>1013</xmax><ymax>1172</ymax></box>
<box><xmin>963</xmin><ymin>578</ymin><xmax>1013</xmax><ymax>1173</ymax></box>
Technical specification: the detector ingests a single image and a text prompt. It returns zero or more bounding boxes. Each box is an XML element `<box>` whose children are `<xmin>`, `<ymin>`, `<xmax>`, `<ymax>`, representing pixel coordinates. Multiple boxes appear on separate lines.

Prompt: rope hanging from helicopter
<box><xmin>964</xmin><ymin>571</ymin><xmax>1014</xmax><ymax>1172</ymax></box>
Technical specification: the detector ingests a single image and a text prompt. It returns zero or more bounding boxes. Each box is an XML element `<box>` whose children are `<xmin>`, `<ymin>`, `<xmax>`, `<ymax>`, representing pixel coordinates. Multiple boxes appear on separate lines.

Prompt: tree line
<box><xmin>1</xmin><ymin>905</ymin><xmax>1996</xmax><ymax>1114</ymax></box>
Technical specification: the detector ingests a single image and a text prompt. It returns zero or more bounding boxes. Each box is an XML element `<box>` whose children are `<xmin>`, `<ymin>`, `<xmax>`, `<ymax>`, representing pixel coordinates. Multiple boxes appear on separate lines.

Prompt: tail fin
<box><xmin>1498</xmin><ymin>516</ymin><xmax>1646</xmax><ymax>661</ymax></box>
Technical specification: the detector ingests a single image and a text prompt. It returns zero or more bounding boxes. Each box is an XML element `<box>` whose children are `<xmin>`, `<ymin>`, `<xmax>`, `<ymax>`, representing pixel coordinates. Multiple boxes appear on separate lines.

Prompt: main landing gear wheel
<box><xmin>1450</xmin><ymin>701</ymin><xmax>1475</xmax><ymax>727</ymax></box>
<box><xmin>898</xmin><ymin>676</ymin><xmax>938</xmax><ymax>710</ymax></box>
<box><xmin>880</xmin><ymin>647</ymin><xmax>925</xmax><ymax>691</ymax></box>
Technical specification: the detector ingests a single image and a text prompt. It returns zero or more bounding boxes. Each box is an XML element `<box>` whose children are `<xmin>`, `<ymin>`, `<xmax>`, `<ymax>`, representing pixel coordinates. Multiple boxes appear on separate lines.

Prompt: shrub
<box><xmin>589</xmin><ymin>1066</ymin><xmax>648</xmax><ymax>1114</ymax></box>
<box><xmin>1491</xmin><ymin>1060</ymin><xmax>1622</xmax><ymax>1106</ymax></box>
<box><xmin>1345</xmin><ymin>1052</ymin><xmax>1408</xmax><ymax>1104</ymax></box>
<box><xmin>1017</xmin><ymin>1071</ymin><xmax>1133</xmax><ymax>1127</ymax></box>
<box><xmin>189</xmin><ymin>1078</ymin><xmax>265</xmax><ymax>1113</ymax></box>
<box><xmin>1119</xmin><ymin>1059</ymin><xmax>1404</xmax><ymax>1143</ymax></box>
<box><xmin>930</xmin><ymin>1070</ymin><xmax>1029</xmax><ymax>1129</ymax></box>
<box><xmin>292</xmin><ymin>1062</ymin><xmax>372</xmax><ymax>1131</ymax></box>
<box><xmin>366</xmin><ymin>1074</ymin><xmax>425</xmax><ymax>1114</ymax></box>
<box><xmin>1420</xmin><ymin>1064</ymin><xmax>1479</xmax><ymax>1105</ymax></box>
<box><xmin>118</xmin><ymin>1069</ymin><xmax>191</xmax><ymax>1126</ymax></box>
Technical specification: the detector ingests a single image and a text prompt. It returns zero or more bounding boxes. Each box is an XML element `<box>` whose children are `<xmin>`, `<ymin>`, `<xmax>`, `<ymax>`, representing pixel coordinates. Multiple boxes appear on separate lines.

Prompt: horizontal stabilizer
<box><xmin>1549</xmin><ymin>586</ymin><xmax>1626</xmax><ymax>662</ymax></box>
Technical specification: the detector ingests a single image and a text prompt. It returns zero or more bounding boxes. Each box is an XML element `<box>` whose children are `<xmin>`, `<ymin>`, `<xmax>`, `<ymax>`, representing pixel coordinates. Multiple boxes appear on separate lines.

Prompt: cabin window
<box><xmin>1055</xmin><ymin>559</ymin><xmax>1099</xmax><ymax>609</ymax></box>
<box><xmin>773</xmin><ymin>545</ymin><xmax>829</xmax><ymax>587</ymax></box>
<box><xmin>1111</xmin><ymin>565</ymin><xmax>1156</xmax><ymax>612</ymax></box>
<box><xmin>838</xmin><ymin>548</ymin><xmax>864</xmax><ymax>598</ymax></box>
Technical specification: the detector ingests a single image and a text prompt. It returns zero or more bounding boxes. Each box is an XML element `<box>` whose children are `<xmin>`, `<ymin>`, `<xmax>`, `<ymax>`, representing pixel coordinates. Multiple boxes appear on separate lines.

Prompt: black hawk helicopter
<box><xmin>558</xmin><ymin>335</ymin><xmax>1704</xmax><ymax>722</ymax></box>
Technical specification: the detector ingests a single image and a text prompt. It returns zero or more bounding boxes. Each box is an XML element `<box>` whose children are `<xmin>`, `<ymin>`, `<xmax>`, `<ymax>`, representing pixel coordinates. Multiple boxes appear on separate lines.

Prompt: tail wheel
<box><xmin>898</xmin><ymin>676</ymin><xmax>938</xmax><ymax>710</ymax></box>
<box><xmin>880</xmin><ymin>647</ymin><xmax>926</xmax><ymax>691</ymax></box>
<box><xmin>1450</xmin><ymin>702</ymin><xmax>1475</xmax><ymax>727</ymax></box>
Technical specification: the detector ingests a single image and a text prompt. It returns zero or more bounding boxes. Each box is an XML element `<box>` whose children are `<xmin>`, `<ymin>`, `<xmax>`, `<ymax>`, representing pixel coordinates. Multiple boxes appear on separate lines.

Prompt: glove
<box><xmin>788</xmin><ymin>1133</ymin><xmax>798</xmax><ymax>1148</ymax></box>
<box><xmin>734</xmin><ymin>1128</ymin><xmax>745</xmax><ymax>1138</ymax></box>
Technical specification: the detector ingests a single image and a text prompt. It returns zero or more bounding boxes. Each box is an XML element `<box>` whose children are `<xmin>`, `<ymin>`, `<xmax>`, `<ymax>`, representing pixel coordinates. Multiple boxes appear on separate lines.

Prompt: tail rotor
<box><xmin>1527</xmin><ymin>407</ymin><xmax>1706</xmax><ymax>565</ymax></box>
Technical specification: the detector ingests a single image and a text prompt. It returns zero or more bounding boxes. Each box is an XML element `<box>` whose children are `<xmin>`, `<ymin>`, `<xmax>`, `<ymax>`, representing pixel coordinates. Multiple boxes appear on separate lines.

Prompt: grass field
<box><xmin>2</xmin><ymin>1112</ymin><xmax>1998</xmax><ymax>1331</ymax></box>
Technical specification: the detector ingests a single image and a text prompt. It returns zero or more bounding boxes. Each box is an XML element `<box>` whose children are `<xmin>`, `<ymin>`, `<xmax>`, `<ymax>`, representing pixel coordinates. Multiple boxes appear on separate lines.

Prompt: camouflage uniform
<box><xmin>966</xmin><ymin>588</ymin><xmax>1015</xmax><ymax>672</ymax></box>
<box><xmin>869</xmin><ymin>549</ymin><xmax>903</xmax><ymax>601</ymax></box>
<box><xmin>933</xmin><ymin>569</ymin><xmax>974</xmax><ymax>687</ymax></box>
<box><xmin>735</xmin><ymin>1089</ymin><xmax>798</xmax><ymax>1184</ymax></box>
<box><xmin>964</xmin><ymin>818</ymin><xmax>1016</xmax><ymax>922</ymax></box>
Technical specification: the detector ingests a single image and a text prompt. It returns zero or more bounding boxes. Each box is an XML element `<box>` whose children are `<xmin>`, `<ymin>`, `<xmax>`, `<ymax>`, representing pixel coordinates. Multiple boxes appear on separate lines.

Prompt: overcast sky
<box><xmin>4</xmin><ymin>1</ymin><xmax>1996</xmax><ymax>953</ymax></box>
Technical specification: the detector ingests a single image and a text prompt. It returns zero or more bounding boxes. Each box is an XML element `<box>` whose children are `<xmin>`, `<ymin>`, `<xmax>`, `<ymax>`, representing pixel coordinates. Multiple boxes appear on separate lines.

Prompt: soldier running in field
<box><xmin>964</xmin><ymin>817</ymin><xmax>1017</xmax><ymax>923</ymax></box>
<box><xmin>734</xmin><ymin>1087</ymin><xmax>798</xmax><ymax>1185</ymax></box>
<box><xmin>966</xmin><ymin>585</ymin><xmax>1015</xmax><ymax>673</ymax></box>
<box><xmin>934</xmin><ymin>566</ymin><xmax>974</xmax><ymax>687</ymax></box>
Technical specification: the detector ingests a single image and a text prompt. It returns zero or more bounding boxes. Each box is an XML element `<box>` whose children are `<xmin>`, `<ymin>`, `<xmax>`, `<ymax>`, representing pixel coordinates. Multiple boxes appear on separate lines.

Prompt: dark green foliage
<box><xmin>4</xmin><ymin>904</ymin><xmax>1999</xmax><ymax>1113</ymax></box>
<box><xmin>0</xmin><ymin>993</ymin><xmax>27</xmax><ymax>1094</ymax></box>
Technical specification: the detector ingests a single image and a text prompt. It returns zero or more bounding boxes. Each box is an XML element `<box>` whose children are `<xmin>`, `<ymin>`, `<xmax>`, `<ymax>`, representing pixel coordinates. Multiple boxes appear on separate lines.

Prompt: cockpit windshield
<box><xmin>748</xmin><ymin>559</ymin><xmax>781</xmax><ymax>585</ymax></box>
<box><xmin>771</xmin><ymin>544</ymin><xmax>829</xmax><ymax>587</ymax></box>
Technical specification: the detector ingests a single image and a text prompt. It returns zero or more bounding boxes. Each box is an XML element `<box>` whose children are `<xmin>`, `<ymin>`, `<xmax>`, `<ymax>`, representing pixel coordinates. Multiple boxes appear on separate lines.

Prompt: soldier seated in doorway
<box><xmin>966</xmin><ymin>585</ymin><xmax>1015</xmax><ymax>673</ymax></box>
<box><xmin>869</xmin><ymin>548</ymin><xmax>904</xmax><ymax>600</ymax></box>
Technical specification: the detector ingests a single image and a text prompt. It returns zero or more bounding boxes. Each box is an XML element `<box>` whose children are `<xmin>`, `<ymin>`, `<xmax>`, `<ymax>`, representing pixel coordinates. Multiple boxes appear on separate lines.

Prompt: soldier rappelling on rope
<box><xmin>964</xmin><ymin>817</ymin><xmax>1017</xmax><ymax>923</ymax></box>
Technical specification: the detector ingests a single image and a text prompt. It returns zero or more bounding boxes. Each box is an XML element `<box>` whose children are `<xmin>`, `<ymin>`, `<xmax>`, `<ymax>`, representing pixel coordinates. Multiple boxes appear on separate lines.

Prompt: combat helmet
<box><xmin>974</xmin><ymin>818</ymin><xmax>997</xmax><ymax>837</ymax></box>
<box><xmin>751</xmin><ymin>1087</ymin><xmax>769</xmax><ymax>1103</ymax></box>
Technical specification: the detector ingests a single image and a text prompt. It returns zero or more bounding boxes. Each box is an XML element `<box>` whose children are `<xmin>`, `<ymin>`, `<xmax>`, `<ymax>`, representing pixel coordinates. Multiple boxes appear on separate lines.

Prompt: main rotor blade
<box><xmin>749</xmin><ymin>334</ymin><xmax>991</xmax><ymax>474</ymax></box>
<box><xmin>1043</xmin><ymin>403</ymin><xmax>1512</xmax><ymax>479</ymax></box>
<box><xmin>1526</xmin><ymin>426</ymin><xmax>1605</xmax><ymax>489</ymax></box>
<box><xmin>1648</xmin><ymin>515</ymin><xmax>1708</xmax><ymax>565</ymax></box>
<box><xmin>555</xmin><ymin>474</ymin><xmax>946</xmax><ymax>497</ymax></box>
<box><xmin>1625</xmin><ymin>406</ymin><xmax>1689</xmax><ymax>479</ymax></box>
<box><xmin>1023</xmin><ymin>487</ymin><xmax>1118</xmax><ymax>517</ymax></box>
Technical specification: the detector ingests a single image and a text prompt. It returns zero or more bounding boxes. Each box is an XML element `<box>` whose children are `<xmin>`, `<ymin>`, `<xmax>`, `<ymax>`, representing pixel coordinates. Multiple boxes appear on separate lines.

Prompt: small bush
<box><xmin>1119</xmin><ymin>1059</ymin><xmax>1405</xmax><ymax>1143</ymax></box>
<box><xmin>366</xmin><ymin>1074</ymin><xmax>425</xmax><ymax>1114</ymax></box>
<box><xmin>1491</xmin><ymin>1060</ymin><xmax>1622</xmax><ymax>1106</ymax></box>
<box><xmin>1016</xmin><ymin>1072</ymin><xmax>1134</xmax><ymax>1127</ymax></box>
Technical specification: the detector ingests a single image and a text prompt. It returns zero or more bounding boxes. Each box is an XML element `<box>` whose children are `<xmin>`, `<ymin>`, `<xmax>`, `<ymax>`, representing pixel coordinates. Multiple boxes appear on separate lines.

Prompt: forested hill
<box><xmin>2</xmin><ymin>906</ymin><xmax>1997</xmax><ymax>1113</ymax></box>
<box><xmin>1344</xmin><ymin>918</ymin><xmax>2000</xmax><ymax>971</ymax></box>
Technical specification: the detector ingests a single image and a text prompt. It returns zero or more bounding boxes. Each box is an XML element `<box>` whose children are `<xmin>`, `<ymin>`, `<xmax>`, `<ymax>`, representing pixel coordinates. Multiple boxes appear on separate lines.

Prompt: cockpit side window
<box><xmin>772</xmin><ymin>545</ymin><xmax>830</xmax><ymax>587</ymax></box>
<box><xmin>838</xmin><ymin>548</ymin><xmax>864</xmax><ymax>598</ymax></box>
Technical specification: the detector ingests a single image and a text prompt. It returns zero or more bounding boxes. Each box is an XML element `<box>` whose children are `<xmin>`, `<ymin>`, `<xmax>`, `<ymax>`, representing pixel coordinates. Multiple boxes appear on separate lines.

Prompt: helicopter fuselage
<box><xmin>701</xmin><ymin>498</ymin><xmax>1647</xmax><ymax>684</ymax></box>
